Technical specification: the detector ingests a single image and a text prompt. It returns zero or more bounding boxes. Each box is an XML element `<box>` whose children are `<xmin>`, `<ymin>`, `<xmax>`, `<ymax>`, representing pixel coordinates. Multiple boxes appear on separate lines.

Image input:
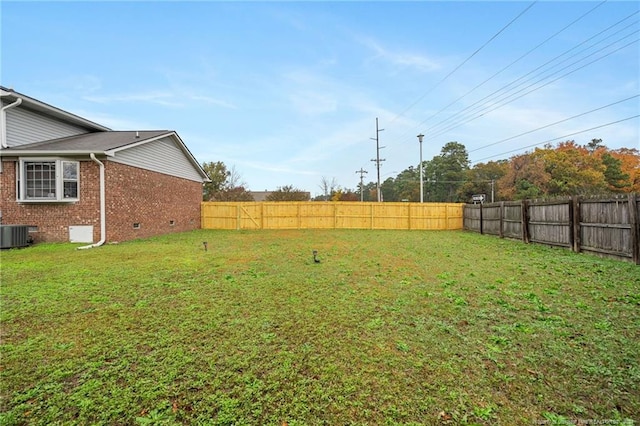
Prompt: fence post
<box><xmin>571</xmin><ymin>196</ymin><xmax>581</xmax><ymax>253</ymax></box>
<box><xmin>629</xmin><ymin>193</ymin><xmax>639</xmax><ymax>265</ymax></box>
<box><xmin>237</xmin><ymin>204</ymin><xmax>241</xmax><ymax>230</ymax></box>
<box><xmin>499</xmin><ymin>201</ymin><xmax>504</xmax><ymax>238</ymax></box>
<box><xmin>521</xmin><ymin>200</ymin><xmax>530</xmax><ymax>243</ymax></box>
<box><xmin>479</xmin><ymin>203</ymin><xmax>484</xmax><ymax>235</ymax></box>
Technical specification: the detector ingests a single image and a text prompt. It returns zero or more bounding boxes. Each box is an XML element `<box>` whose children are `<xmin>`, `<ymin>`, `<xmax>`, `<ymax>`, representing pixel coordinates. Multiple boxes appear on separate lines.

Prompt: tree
<box><xmin>423</xmin><ymin>142</ymin><xmax>470</xmax><ymax>202</ymax></box>
<box><xmin>362</xmin><ymin>182</ymin><xmax>377</xmax><ymax>202</ymax></box>
<box><xmin>498</xmin><ymin>152</ymin><xmax>550</xmax><ymax>200</ymax></box>
<box><xmin>600</xmin><ymin>153</ymin><xmax>630</xmax><ymax>192</ymax></box>
<box><xmin>331</xmin><ymin>189</ymin><xmax>359</xmax><ymax>201</ymax></box>
<box><xmin>459</xmin><ymin>160</ymin><xmax>508</xmax><ymax>202</ymax></box>
<box><xmin>586</xmin><ymin>138</ymin><xmax>604</xmax><ymax>154</ymax></box>
<box><xmin>599</xmin><ymin>147</ymin><xmax>640</xmax><ymax>192</ymax></box>
<box><xmin>394</xmin><ymin>167</ymin><xmax>420</xmax><ymax>201</ymax></box>
<box><xmin>319</xmin><ymin>177</ymin><xmax>338</xmax><ymax>201</ymax></box>
<box><xmin>202</xmin><ymin>161</ymin><xmax>253</xmax><ymax>201</ymax></box>
<box><xmin>540</xmin><ymin>141</ymin><xmax>606</xmax><ymax>196</ymax></box>
<box><xmin>381</xmin><ymin>177</ymin><xmax>399</xmax><ymax>202</ymax></box>
<box><xmin>202</xmin><ymin>161</ymin><xmax>229</xmax><ymax>201</ymax></box>
<box><xmin>496</xmin><ymin>140</ymin><xmax>629</xmax><ymax>200</ymax></box>
<box><xmin>266</xmin><ymin>185</ymin><xmax>310</xmax><ymax>201</ymax></box>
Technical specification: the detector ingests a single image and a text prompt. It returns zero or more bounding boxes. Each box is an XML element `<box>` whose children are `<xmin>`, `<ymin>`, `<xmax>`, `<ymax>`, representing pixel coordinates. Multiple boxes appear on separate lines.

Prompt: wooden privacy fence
<box><xmin>202</xmin><ymin>202</ymin><xmax>464</xmax><ymax>231</ymax></box>
<box><xmin>463</xmin><ymin>194</ymin><xmax>640</xmax><ymax>264</ymax></box>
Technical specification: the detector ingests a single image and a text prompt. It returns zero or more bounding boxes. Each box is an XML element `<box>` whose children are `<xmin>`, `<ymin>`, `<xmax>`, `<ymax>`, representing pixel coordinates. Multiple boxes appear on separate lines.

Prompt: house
<box><xmin>0</xmin><ymin>87</ymin><xmax>210</xmax><ymax>245</ymax></box>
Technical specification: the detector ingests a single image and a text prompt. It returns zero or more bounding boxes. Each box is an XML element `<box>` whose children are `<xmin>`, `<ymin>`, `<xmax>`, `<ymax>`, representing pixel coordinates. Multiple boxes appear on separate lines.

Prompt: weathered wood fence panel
<box><xmin>481</xmin><ymin>203</ymin><xmax>502</xmax><ymax>237</ymax></box>
<box><xmin>463</xmin><ymin>204</ymin><xmax>481</xmax><ymax>233</ymax></box>
<box><xmin>503</xmin><ymin>202</ymin><xmax>523</xmax><ymax>240</ymax></box>
<box><xmin>580</xmin><ymin>198</ymin><xmax>634</xmax><ymax>259</ymax></box>
<box><xmin>202</xmin><ymin>202</ymin><xmax>464</xmax><ymax>231</ymax></box>
<box><xmin>463</xmin><ymin>194</ymin><xmax>639</xmax><ymax>264</ymax></box>
<box><xmin>528</xmin><ymin>200</ymin><xmax>572</xmax><ymax>248</ymax></box>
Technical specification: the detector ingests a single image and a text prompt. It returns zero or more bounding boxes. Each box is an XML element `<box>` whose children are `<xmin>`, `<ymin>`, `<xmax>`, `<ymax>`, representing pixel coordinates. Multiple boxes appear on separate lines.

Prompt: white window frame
<box><xmin>17</xmin><ymin>158</ymin><xmax>80</xmax><ymax>202</ymax></box>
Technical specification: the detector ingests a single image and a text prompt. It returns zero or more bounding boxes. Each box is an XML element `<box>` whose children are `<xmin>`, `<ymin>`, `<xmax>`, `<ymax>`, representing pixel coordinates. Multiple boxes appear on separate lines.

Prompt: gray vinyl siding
<box><xmin>110</xmin><ymin>136</ymin><xmax>204</xmax><ymax>182</ymax></box>
<box><xmin>5</xmin><ymin>106</ymin><xmax>92</xmax><ymax>147</ymax></box>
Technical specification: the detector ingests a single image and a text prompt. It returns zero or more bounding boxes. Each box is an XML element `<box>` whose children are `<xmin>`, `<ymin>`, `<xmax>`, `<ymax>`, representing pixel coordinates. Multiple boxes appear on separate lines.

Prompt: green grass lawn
<box><xmin>1</xmin><ymin>230</ymin><xmax>638</xmax><ymax>425</ymax></box>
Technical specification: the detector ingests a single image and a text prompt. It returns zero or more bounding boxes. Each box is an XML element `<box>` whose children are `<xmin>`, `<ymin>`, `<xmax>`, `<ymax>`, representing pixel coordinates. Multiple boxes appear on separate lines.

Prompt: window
<box><xmin>18</xmin><ymin>159</ymin><xmax>79</xmax><ymax>202</ymax></box>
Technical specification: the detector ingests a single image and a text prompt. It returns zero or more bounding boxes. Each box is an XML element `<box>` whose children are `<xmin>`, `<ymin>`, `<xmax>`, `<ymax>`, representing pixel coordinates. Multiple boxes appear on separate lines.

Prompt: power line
<box><xmin>391</xmin><ymin>5</ymin><xmax>638</xmax><ymax>150</ymax></box>
<box><xmin>414</xmin><ymin>0</ymin><xmax>608</xmax><ymax>131</ymax></box>
<box><xmin>472</xmin><ymin>115</ymin><xmax>640</xmax><ymax>163</ymax></box>
<box><xmin>468</xmin><ymin>94</ymin><xmax>639</xmax><ymax>153</ymax></box>
<box><xmin>425</xmin><ymin>15</ymin><xmax>640</xmax><ymax>138</ymax></box>
<box><xmin>428</xmin><ymin>35</ymin><xmax>639</xmax><ymax>140</ymax></box>
<box><xmin>387</xmin><ymin>1</ymin><xmax>537</xmax><ymax>126</ymax></box>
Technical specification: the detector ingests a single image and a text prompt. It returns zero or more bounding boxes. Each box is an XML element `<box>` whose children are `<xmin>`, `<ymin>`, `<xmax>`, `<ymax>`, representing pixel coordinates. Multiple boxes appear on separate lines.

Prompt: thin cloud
<box><xmin>83</xmin><ymin>90</ymin><xmax>237</xmax><ymax>109</ymax></box>
<box><xmin>83</xmin><ymin>91</ymin><xmax>179</xmax><ymax>107</ymax></box>
<box><xmin>359</xmin><ymin>36</ymin><xmax>442</xmax><ymax>73</ymax></box>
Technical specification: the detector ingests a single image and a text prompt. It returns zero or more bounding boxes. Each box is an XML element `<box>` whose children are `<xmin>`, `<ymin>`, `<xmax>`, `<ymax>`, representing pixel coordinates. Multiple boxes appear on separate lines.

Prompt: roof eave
<box><xmin>1</xmin><ymin>86</ymin><xmax>111</xmax><ymax>132</ymax></box>
<box><xmin>0</xmin><ymin>150</ymin><xmax>113</xmax><ymax>157</ymax></box>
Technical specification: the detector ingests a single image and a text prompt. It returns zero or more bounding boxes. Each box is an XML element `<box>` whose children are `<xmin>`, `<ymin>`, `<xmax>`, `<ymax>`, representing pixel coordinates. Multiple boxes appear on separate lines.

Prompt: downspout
<box><xmin>78</xmin><ymin>153</ymin><xmax>106</xmax><ymax>249</ymax></box>
<box><xmin>1</xmin><ymin>98</ymin><xmax>22</xmax><ymax>149</ymax></box>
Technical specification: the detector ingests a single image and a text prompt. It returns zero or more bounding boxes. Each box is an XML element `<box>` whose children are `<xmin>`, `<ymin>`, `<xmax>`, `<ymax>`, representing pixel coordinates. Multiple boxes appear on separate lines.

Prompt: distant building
<box><xmin>250</xmin><ymin>191</ymin><xmax>272</xmax><ymax>202</ymax></box>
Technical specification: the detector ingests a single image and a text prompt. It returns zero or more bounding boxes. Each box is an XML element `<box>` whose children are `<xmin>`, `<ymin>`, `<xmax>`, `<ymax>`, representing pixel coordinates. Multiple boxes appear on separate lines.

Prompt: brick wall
<box><xmin>0</xmin><ymin>159</ymin><xmax>203</xmax><ymax>243</ymax></box>
<box><xmin>0</xmin><ymin>160</ymin><xmax>100</xmax><ymax>243</ymax></box>
<box><xmin>104</xmin><ymin>161</ymin><xmax>202</xmax><ymax>242</ymax></box>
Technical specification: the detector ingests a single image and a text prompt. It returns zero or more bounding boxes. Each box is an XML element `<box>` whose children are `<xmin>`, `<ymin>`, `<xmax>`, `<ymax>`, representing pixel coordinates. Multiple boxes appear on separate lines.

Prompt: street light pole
<box><xmin>417</xmin><ymin>134</ymin><xmax>424</xmax><ymax>203</ymax></box>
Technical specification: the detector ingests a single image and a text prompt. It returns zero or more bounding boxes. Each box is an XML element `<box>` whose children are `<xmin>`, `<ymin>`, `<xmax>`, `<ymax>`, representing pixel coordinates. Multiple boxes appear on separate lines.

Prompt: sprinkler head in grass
<box><xmin>203</xmin><ymin>242</ymin><xmax>208</xmax><ymax>252</ymax></box>
<box><xmin>313</xmin><ymin>250</ymin><xmax>320</xmax><ymax>263</ymax></box>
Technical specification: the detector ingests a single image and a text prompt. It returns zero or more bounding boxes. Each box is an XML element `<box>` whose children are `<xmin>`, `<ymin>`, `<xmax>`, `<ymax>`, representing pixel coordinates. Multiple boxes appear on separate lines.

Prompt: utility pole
<box><xmin>491</xmin><ymin>179</ymin><xmax>495</xmax><ymax>203</ymax></box>
<box><xmin>370</xmin><ymin>117</ymin><xmax>385</xmax><ymax>202</ymax></box>
<box><xmin>355</xmin><ymin>168</ymin><xmax>368</xmax><ymax>202</ymax></box>
<box><xmin>417</xmin><ymin>134</ymin><xmax>424</xmax><ymax>203</ymax></box>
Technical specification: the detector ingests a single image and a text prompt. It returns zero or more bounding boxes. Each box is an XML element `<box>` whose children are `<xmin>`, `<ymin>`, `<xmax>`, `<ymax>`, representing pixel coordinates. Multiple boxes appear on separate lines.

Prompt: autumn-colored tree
<box><xmin>460</xmin><ymin>160</ymin><xmax>508</xmax><ymax>202</ymax></box>
<box><xmin>498</xmin><ymin>151</ymin><xmax>550</xmax><ymax>200</ymax></box>
<box><xmin>266</xmin><ymin>185</ymin><xmax>310</xmax><ymax>201</ymax></box>
<box><xmin>495</xmin><ymin>140</ymin><xmax>638</xmax><ymax>200</ymax></box>
<box><xmin>331</xmin><ymin>189</ymin><xmax>359</xmax><ymax>201</ymax></box>
<box><xmin>202</xmin><ymin>161</ymin><xmax>253</xmax><ymax>201</ymax></box>
<box><xmin>541</xmin><ymin>141</ymin><xmax>606</xmax><ymax>196</ymax></box>
<box><xmin>220</xmin><ymin>186</ymin><xmax>254</xmax><ymax>201</ymax></box>
<box><xmin>597</xmin><ymin>147</ymin><xmax>640</xmax><ymax>192</ymax></box>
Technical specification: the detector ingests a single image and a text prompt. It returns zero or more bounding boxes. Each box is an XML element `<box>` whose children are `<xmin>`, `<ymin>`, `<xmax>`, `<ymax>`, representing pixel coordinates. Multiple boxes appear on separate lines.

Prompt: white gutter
<box><xmin>0</xmin><ymin>150</ymin><xmax>114</xmax><ymax>157</ymax></box>
<box><xmin>78</xmin><ymin>153</ymin><xmax>106</xmax><ymax>249</ymax></box>
<box><xmin>1</xmin><ymin>98</ymin><xmax>22</xmax><ymax>149</ymax></box>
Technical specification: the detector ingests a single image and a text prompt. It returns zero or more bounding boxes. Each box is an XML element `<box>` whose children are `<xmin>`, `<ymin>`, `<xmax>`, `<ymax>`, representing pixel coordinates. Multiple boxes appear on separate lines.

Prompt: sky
<box><xmin>1</xmin><ymin>1</ymin><xmax>639</xmax><ymax>197</ymax></box>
